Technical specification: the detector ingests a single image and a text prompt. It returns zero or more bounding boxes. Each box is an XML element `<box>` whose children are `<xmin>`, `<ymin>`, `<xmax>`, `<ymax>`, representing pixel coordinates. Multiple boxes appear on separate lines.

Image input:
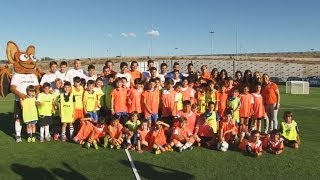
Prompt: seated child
<box><xmin>217</xmin><ymin>109</ymin><xmax>238</xmax><ymax>151</ymax></box>
<box><xmin>246</xmin><ymin>130</ymin><xmax>263</xmax><ymax>157</ymax></box>
<box><xmin>266</xmin><ymin>129</ymin><xmax>284</xmax><ymax>155</ymax></box>
<box><xmin>169</xmin><ymin>117</ymin><xmax>195</xmax><ymax>153</ymax></box>
<box><xmin>147</xmin><ymin>121</ymin><xmax>170</xmax><ymax>154</ymax></box>
<box><xmin>136</xmin><ymin>120</ymin><xmax>151</xmax><ymax>153</ymax></box>
<box><xmin>72</xmin><ymin>113</ymin><xmax>95</xmax><ymax>144</ymax></box>
<box><xmin>85</xmin><ymin>117</ymin><xmax>108</xmax><ymax>150</ymax></box>
<box><xmin>123</xmin><ymin>111</ymin><xmax>141</xmax><ymax>150</ymax></box>
<box><xmin>279</xmin><ymin>111</ymin><xmax>300</xmax><ymax>149</ymax></box>
<box><xmin>104</xmin><ymin>114</ymin><xmax>124</xmax><ymax>149</ymax></box>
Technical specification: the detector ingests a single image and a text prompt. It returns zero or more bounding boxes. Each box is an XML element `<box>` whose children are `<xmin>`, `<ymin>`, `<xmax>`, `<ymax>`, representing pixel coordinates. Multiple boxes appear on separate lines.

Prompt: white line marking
<box><xmin>125</xmin><ymin>149</ymin><xmax>141</xmax><ymax>180</ymax></box>
<box><xmin>283</xmin><ymin>104</ymin><xmax>320</xmax><ymax>110</ymax></box>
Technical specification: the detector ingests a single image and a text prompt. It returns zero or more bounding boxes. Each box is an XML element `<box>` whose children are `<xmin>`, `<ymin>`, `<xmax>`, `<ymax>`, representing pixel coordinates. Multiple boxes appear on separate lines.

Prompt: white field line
<box><xmin>125</xmin><ymin>149</ymin><xmax>141</xmax><ymax>180</ymax></box>
<box><xmin>282</xmin><ymin>104</ymin><xmax>320</xmax><ymax>110</ymax></box>
<box><xmin>0</xmin><ymin>99</ymin><xmax>15</xmax><ymax>102</ymax></box>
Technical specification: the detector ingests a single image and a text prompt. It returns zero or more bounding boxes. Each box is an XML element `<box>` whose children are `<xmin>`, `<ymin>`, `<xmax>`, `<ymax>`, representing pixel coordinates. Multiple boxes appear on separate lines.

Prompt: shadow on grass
<box><xmin>11</xmin><ymin>162</ymin><xmax>88</xmax><ymax>180</ymax></box>
<box><xmin>0</xmin><ymin>112</ymin><xmax>15</xmax><ymax>139</ymax></box>
<box><xmin>120</xmin><ymin>160</ymin><xmax>195</xmax><ymax>179</ymax></box>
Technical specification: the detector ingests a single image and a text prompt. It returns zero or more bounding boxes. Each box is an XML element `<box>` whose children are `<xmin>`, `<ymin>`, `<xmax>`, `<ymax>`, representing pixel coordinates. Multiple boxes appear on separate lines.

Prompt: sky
<box><xmin>0</xmin><ymin>0</ymin><xmax>319</xmax><ymax>60</ymax></box>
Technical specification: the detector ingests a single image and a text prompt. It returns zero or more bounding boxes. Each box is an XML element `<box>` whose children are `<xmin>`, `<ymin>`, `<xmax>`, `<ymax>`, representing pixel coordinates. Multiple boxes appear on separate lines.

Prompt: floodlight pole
<box><xmin>210</xmin><ymin>31</ymin><xmax>214</xmax><ymax>56</ymax></box>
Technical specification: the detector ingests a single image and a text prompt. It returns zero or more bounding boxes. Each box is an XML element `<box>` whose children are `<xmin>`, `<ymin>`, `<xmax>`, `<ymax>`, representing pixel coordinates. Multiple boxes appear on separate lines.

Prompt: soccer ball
<box><xmin>218</xmin><ymin>141</ymin><xmax>229</xmax><ymax>152</ymax></box>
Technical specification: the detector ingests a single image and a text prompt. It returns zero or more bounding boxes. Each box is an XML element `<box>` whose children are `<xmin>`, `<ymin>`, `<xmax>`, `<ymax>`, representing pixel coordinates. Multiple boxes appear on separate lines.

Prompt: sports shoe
<box><xmin>187</xmin><ymin>146</ymin><xmax>193</xmax><ymax>151</ymax></box>
<box><xmin>93</xmin><ymin>140</ymin><xmax>99</xmax><ymax>150</ymax></box>
<box><xmin>40</xmin><ymin>137</ymin><xmax>44</xmax><ymax>143</ymax></box>
<box><xmin>103</xmin><ymin>137</ymin><xmax>109</xmax><ymax>148</ymax></box>
<box><xmin>27</xmin><ymin>137</ymin><xmax>32</xmax><ymax>143</ymax></box>
<box><xmin>155</xmin><ymin>149</ymin><xmax>162</xmax><ymax>155</ymax></box>
<box><xmin>178</xmin><ymin>146</ymin><xmax>184</xmax><ymax>153</ymax></box>
<box><xmin>85</xmin><ymin>142</ymin><xmax>91</xmax><ymax>149</ymax></box>
<box><xmin>45</xmin><ymin>136</ymin><xmax>51</xmax><ymax>142</ymax></box>
<box><xmin>110</xmin><ymin>145</ymin><xmax>114</xmax><ymax>149</ymax></box>
<box><xmin>115</xmin><ymin>144</ymin><xmax>121</xmax><ymax>149</ymax></box>
<box><xmin>167</xmin><ymin>147</ymin><xmax>174</xmax><ymax>152</ymax></box>
<box><xmin>31</xmin><ymin>137</ymin><xmax>36</xmax><ymax>143</ymax></box>
<box><xmin>16</xmin><ymin>136</ymin><xmax>22</xmax><ymax>143</ymax></box>
<box><xmin>53</xmin><ymin>134</ymin><xmax>59</xmax><ymax>141</ymax></box>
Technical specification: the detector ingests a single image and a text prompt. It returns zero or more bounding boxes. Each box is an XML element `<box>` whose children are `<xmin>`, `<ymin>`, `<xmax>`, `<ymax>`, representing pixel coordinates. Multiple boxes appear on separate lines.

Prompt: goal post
<box><xmin>286</xmin><ymin>81</ymin><xmax>309</xmax><ymax>94</ymax></box>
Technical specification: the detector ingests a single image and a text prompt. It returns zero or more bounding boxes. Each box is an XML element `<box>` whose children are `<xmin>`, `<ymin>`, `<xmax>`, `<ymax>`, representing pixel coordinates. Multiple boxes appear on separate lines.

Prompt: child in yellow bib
<box><xmin>72</xmin><ymin>76</ymin><xmax>84</xmax><ymax>120</ymax></box>
<box><xmin>20</xmin><ymin>85</ymin><xmax>38</xmax><ymax>143</ymax></box>
<box><xmin>59</xmin><ymin>81</ymin><xmax>76</xmax><ymax>142</ymax></box>
<box><xmin>280</xmin><ymin>111</ymin><xmax>300</xmax><ymax>149</ymax></box>
<box><xmin>36</xmin><ymin>82</ymin><xmax>55</xmax><ymax>142</ymax></box>
<box><xmin>94</xmin><ymin>77</ymin><xmax>104</xmax><ymax>118</ymax></box>
<box><xmin>83</xmin><ymin>80</ymin><xmax>98</xmax><ymax>122</ymax></box>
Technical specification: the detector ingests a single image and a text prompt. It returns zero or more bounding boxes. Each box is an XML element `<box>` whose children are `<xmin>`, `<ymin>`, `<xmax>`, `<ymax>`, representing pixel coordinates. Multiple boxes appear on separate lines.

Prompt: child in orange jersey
<box><xmin>217</xmin><ymin>85</ymin><xmax>228</xmax><ymax>120</ymax></box>
<box><xmin>71</xmin><ymin>76</ymin><xmax>84</xmax><ymax>121</ymax></box>
<box><xmin>218</xmin><ymin>109</ymin><xmax>238</xmax><ymax>151</ymax></box>
<box><xmin>246</xmin><ymin>130</ymin><xmax>263</xmax><ymax>157</ymax></box>
<box><xmin>225</xmin><ymin>77</ymin><xmax>234</xmax><ymax>97</ymax></box>
<box><xmin>239</xmin><ymin>86</ymin><xmax>254</xmax><ymax>134</ymax></box>
<box><xmin>176</xmin><ymin>100</ymin><xmax>197</xmax><ymax>134</ymax></box>
<box><xmin>148</xmin><ymin>121</ymin><xmax>170</xmax><ymax>154</ymax></box>
<box><xmin>85</xmin><ymin>117</ymin><xmax>108</xmax><ymax>150</ymax></box>
<box><xmin>266</xmin><ymin>129</ymin><xmax>284</xmax><ymax>155</ymax></box>
<box><xmin>136</xmin><ymin>120</ymin><xmax>151</xmax><ymax>153</ymax></box>
<box><xmin>251</xmin><ymin>84</ymin><xmax>266</xmax><ymax>133</ymax></box>
<box><xmin>169</xmin><ymin>117</ymin><xmax>195</xmax><ymax>152</ymax></box>
<box><xmin>142</xmin><ymin>79</ymin><xmax>160</xmax><ymax>127</ymax></box>
<box><xmin>127</xmin><ymin>78</ymin><xmax>144</xmax><ymax>114</ymax></box>
<box><xmin>103</xmin><ymin>114</ymin><xmax>123</xmax><ymax>149</ymax></box>
<box><xmin>180</xmin><ymin>77</ymin><xmax>195</xmax><ymax>103</ymax></box>
<box><xmin>161</xmin><ymin>78</ymin><xmax>177</xmax><ymax>125</ymax></box>
<box><xmin>110</xmin><ymin>78</ymin><xmax>129</xmax><ymax>124</ymax></box>
<box><xmin>73</xmin><ymin>113</ymin><xmax>94</xmax><ymax>144</ymax></box>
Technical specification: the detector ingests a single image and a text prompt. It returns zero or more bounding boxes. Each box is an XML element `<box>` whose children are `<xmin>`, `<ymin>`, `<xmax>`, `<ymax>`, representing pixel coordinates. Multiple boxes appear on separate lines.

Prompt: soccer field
<box><xmin>0</xmin><ymin>87</ymin><xmax>320</xmax><ymax>180</ymax></box>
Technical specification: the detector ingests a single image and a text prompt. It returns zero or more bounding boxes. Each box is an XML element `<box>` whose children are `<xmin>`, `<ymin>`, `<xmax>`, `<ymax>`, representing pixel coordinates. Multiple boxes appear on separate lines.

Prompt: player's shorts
<box><xmin>88</xmin><ymin>111</ymin><xmax>98</xmax><ymax>122</ymax></box>
<box><xmin>13</xmin><ymin>100</ymin><xmax>22</xmax><ymax>120</ymax></box>
<box><xmin>283</xmin><ymin>137</ymin><xmax>298</xmax><ymax>145</ymax></box>
<box><xmin>25</xmin><ymin>120</ymin><xmax>37</xmax><ymax>125</ymax></box>
<box><xmin>38</xmin><ymin>116</ymin><xmax>53</xmax><ymax>126</ymax></box>
<box><xmin>74</xmin><ymin>109</ymin><xmax>84</xmax><ymax>120</ymax></box>
<box><xmin>146</xmin><ymin>114</ymin><xmax>159</xmax><ymax>123</ymax></box>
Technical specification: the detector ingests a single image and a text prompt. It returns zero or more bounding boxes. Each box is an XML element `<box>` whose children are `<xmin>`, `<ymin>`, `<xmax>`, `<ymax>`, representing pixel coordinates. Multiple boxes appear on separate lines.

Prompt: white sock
<box><xmin>69</xmin><ymin>126</ymin><xmax>74</xmax><ymax>137</ymax></box>
<box><xmin>40</xmin><ymin>127</ymin><xmax>45</xmax><ymax>138</ymax></box>
<box><xmin>45</xmin><ymin>126</ymin><xmax>50</xmax><ymax>137</ymax></box>
<box><xmin>176</xmin><ymin>142</ymin><xmax>183</xmax><ymax>147</ymax></box>
<box><xmin>127</xmin><ymin>139</ymin><xmax>131</xmax><ymax>144</ymax></box>
<box><xmin>15</xmin><ymin>121</ymin><xmax>22</xmax><ymax>137</ymax></box>
<box><xmin>183</xmin><ymin>142</ymin><xmax>192</xmax><ymax>150</ymax></box>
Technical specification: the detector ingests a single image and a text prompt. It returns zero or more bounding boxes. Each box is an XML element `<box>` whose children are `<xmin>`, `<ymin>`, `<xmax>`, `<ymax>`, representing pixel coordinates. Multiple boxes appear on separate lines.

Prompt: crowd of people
<box><xmin>12</xmin><ymin>59</ymin><xmax>300</xmax><ymax>157</ymax></box>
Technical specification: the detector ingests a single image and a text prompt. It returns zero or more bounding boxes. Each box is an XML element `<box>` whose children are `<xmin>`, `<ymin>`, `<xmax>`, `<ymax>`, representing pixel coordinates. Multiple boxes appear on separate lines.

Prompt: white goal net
<box><xmin>286</xmin><ymin>81</ymin><xmax>309</xmax><ymax>94</ymax></box>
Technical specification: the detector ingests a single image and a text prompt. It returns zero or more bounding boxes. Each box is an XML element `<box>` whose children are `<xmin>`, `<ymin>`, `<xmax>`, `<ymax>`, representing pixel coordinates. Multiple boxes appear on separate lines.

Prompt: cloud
<box><xmin>120</xmin><ymin>32</ymin><xmax>136</xmax><ymax>37</ymax></box>
<box><xmin>106</xmin><ymin>33</ymin><xmax>113</xmax><ymax>38</ymax></box>
<box><xmin>147</xmin><ymin>30</ymin><xmax>160</xmax><ymax>37</ymax></box>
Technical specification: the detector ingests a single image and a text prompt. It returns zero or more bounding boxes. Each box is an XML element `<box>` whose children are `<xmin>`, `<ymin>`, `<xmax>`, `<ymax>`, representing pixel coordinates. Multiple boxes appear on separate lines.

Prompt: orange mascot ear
<box><xmin>26</xmin><ymin>45</ymin><xmax>36</xmax><ymax>55</ymax></box>
<box><xmin>6</xmin><ymin>41</ymin><xmax>20</xmax><ymax>64</ymax></box>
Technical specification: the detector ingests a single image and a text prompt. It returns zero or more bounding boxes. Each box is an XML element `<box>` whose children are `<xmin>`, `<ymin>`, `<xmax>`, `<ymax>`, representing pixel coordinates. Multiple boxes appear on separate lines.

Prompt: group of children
<box><xmin>18</xmin><ymin>60</ymin><xmax>301</xmax><ymax>157</ymax></box>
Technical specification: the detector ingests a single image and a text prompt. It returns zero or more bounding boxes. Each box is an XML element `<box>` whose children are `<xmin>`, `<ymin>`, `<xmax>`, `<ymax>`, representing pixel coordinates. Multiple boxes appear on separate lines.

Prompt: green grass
<box><xmin>0</xmin><ymin>87</ymin><xmax>320</xmax><ymax>179</ymax></box>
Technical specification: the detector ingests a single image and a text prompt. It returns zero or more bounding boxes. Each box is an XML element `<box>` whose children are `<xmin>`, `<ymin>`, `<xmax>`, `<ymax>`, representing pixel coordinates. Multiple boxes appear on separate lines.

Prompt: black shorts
<box><xmin>13</xmin><ymin>101</ymin><xmax>23</xmax><ymax>120</ymax></box>
<box><xmin>161</xmin><ymin>116</ymin><xmax>175</xmax><ymax>127</ymax></box>
<box><xmin>38</xmin><ymin>116</ymin><xmax>53</xmax><ymax>126</ymax></box>
<box><xmin>283</xmin><ymin>137</ymin><xmax>298</xmax><ymax>145</ymax></box>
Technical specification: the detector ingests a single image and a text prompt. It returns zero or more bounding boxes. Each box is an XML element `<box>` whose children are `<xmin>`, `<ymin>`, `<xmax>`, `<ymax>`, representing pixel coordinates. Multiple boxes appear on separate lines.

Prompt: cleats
<box><xmin>115</xmin><ymin>144</ymin><xmax>121</xmax><ymax>149</ymax></box>
<box><xmin>40</xmin><ymin>137</ymin><xmax>44</xmax><ymax>143</ymax></box>
<box><xmin>45</xmin><ymin>136</ymin><xmax>51</xmax><ymax>142</ymax></box>
<box><xmin>178</xmin><ymin>147</ymin><xmax>184</xmax><ymax>153</ymax></box>
<box><xmin>31</xmin><ymin>137</ymin><xmax>36</xmax><ymax>143</ymax></box>
<box><xmin>103</xmin><ymin>137</ymin><xmax>109</xmax><ymax>148</ymax></box>
<box><xmin>27</xmin><ymin>137</ymin><xmax>32</xmax><ymax>143</ymax></box>
<box><xmin>93</xmin><ymin>140</ymin><xmax>99</xmax><ymax>150</ymax></box>
<box><xmin>16</xmin><ymin>136</ymin><xmax>22</xmax><ymax>143</ymax></box>
<box><xmin>85</xmin><ymin>142</ymin><xmax>91</xmax><ymax>149</ymax></box>
<box><xmin>155</xmin><ymin>149</ymin><xmax>162</xmax><ymax>155</ymax></box>
<box><xmin>110</xmin><ymin>145</ymin><xmax>114</xmax><ymax>149</ymax></box>
<box><xmin>187</xmin><ymin>146</ymin><xmax>193</xmax><ymax>151</ymax></box>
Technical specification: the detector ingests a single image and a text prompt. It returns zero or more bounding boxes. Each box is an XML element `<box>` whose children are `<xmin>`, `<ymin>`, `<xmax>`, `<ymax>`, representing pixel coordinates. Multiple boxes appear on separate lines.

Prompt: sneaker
<box><xmin>155</xmin><ymin>149</ymin><xmax>162</xmax><ymax>155</ymax></box>
<box><xmin>178</xmin><ymin>146</ymin><xmax>184</xmax><ymax>153</ymax></box>
<box><xmin>115</xmin><ymin>144</ymin><xmax>121</xmax><ymax>149</ymax></box>
<box><xmin>27</xmin><ymin>137</ymin><xmax>32</xmax><ymax>143</ymax></box>
<box><xmin>85</xmin><ymin>142</ymin><xmax>91</xmax><ymax>149</ymax></box>
<box><xmin>167</xmin><ymin>147</ymin><xmax>174</xmax><ymax>152</ymax></box>
<box><xmin>103</xmin><ymin>137</ymin><xmax>109</xmax><ymax>148</ymax></box>
<box><xmin>187</xmin><ymin>146</ymin><xmax>194</xmax><ymax>151</ymax></box>
<box><xmin>16</xmin><ymin>136</ymin><xmax>22</xmax><ymax>143</ymax></box>
<box><xmin>40</xmin><ymin>137</ymin><xmax>44</xmax><ymax>143</ymax></box>
<box><xmin>45</xmin><ymin>136</ymin><xmax>51</xmax><ymax>142</ymax></box>
<box><xmin>54</xmin><ymin>134</ymin><xmax>59</xmax><ymax>141</ymax></box>
<box><xmin>61</xmin><ymin>135</ymin><xmax>67</xmax><ymax>142</ymax></box>
<box><xmin>93</xmin><ymin>140</ymin><xmax>99</xmax><ymax>150</ymax></box>
<box><xmin>110</xmin><ymin>145</ymin><xmax>114</xmax><ymax>149</ymax></box>
<box><xmin>31</xmin><ymin>137</ymin><xmax>36</xmax><ymax>143</ymax></box>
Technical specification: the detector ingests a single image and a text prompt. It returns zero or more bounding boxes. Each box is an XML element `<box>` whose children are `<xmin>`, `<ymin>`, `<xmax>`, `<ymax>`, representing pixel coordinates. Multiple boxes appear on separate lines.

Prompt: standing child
<box><xmin>83</xmin><ymin>80</ymin><xmax>98</xmax><ymax>122</ymax></box>
<box><xmin>161</xmin><ymin>78</ymin><xmax>177</xmax><ymax>124</ymax></box>
<box><xmin>20</xmin><ymin>85</ymin><xmax>38</xmax><ymax>143</ymax></box>
<box><xmin>252</xmin><ymin>84</ymin><xmax>266</xmax><ymax>133</ymax></box>
<box><xmin>217</xmin><ymin>85</ymin><xmax>228</xmax><ymax>120</ymax></box>
<box><xmin>110</xmin><ymin>78</ymin><xmax>129</xmax><ymax>124</ymax></box>
<box><xmin>239</xmin><ymin>86</ymin><xmax>254</xmax><ymax>133</ymax></box>
<box><xmin>196</xmin><ymin>83</ymin><xmax>207</xmax><ymax>114</ymax></box>
<box><xmin>205</xmin><ymin>80</ymin><xmax>219</xmax><ymax>112</ymax></box>
<box><xmin>246</xmin><ymin>130</ymin><xmax>263</xmax><ymax>157</ymax></box>
<box><xmin>174</xmin><ymin>82</ymin><xmax>183</xmax><ymax>113</ymax></box>
<box><xmin>52</xmin><ymin>78</ymin><xmax>63</xmax><ymax>140</ymax></box>
<box><xmin>94</xmin><ymin>77</ymin><xmax>104</xmax><ymax>118</ymax></box>
<box><xmin>101</xmin><ymin>74</ymin><xmax>115</xmax><ymax>120</ymax></box>
<box><xmin>142</xmin><ymin>79</ymin><xmax>160</xmax><ymax>127</ymax></box>
<box><xmin>279</xmin><ymin>111</ymin><xmax>300</xmax><ymax>149</ymax></box>
<box><xmin>227</xmin><ymin>89</ymin><xmax>241</xmax><ymax>123</ymax></box>
<box><xmin>59</xmin><ymin>81</ymin><xmax>76</xmax><ymax>142</ymax></box>
<box><xmin>104</xmin><ymin>114</ymin><xmax>124</xmax><ymax>149</ymax></box>
<box><xmin>72</xmin><ymin>76</ymin><xmax>84</xmax><ymax>121</ymax></box>
<box><xmin>127</xmin><ymin>78</ymin><xmax>144</xmax><ymax>114</ymax></box>
<box><xmin>123</xmin><ymin>111</ymin><xmax>141</xmax><ymax>150</ymax></box>
<box><xmin>36</xmin><ymin>82</ymin><xmax>55</xmax><ymax>142</ymax></box>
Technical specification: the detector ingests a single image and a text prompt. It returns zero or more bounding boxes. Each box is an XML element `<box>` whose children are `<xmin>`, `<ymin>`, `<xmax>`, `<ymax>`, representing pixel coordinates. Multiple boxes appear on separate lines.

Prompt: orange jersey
<box><xmin>172</xmin><ymin>126</ymin><xmax>192</xmax><ymax>140</ymax></box>
<box><xmin>267</xmin><ymin>138</ymin><xmax>284</xmax><ymax>151</ymax></box>
<box><xmin>218</xmin><ymin>92</ymin><xmax>228</xmax><ymax>118</ymax></box>
<box><xmin>93</xmin><ymin>124</ymin><xmax>108</xmax><ymax>139</ymax></box>
<box><xmin>180</xmin><ymin>86</ymin><xmax>194</xmax><ymax>102</ymax></box>
<box><xmin>137</xmin><ymin>128</ymin><xmax>151</xmax><ymax>141</ymax></box>
<box><xmin>127</xmin><ymin>88</ymin><xmax>143</xmax><ymax>113</ymax></box>
<box><xmin>108</xmin><ymin>123</ymin><xmax>123</xmax><ymax>139</ymax></box>
<box><xmin>247</xmin><ymin>140</ymin><xmax>263</xmax><ymax>153</ymax></box>
<box><xmin>261</xmin><ymin>82</ymin><xmax>279</xmax><ymax>104</ymax></box>
<box><xmin>176</xmin><ymin>110</ymin><xmax>197</xmax><ymax>133</ymax></box>
<box><xmin>111</xmin><ymin>88</ymin><xmax>128</xmax><ymax>113</ymax></box>
<box><xmin>195</xmin><ymin>117</ymin><xmax>214</xmax><ymax>137</ymax></box>
<box><xmin>201</xmin><ymin>72</ymin><xmax>211</xmax><ymax>80</ymax></box>
<box><xmin>161</xmin><ymin>89</ymin><xmax>176</xmax><ymax>117</ymax></box>
<box><xmin>148</xmin><ymin>127</ymin><xmax>167</xmax><ymax>147</ymax></box>
<box><xmin>239</xmin><ymin>93</ymin><xmax>254</xmax><ymax>117</ymax></box>
<box><xmin>142</xmin><ymin>89</ymin><xmax>160</xmax><ymax>118</ymax></box>
<box><xmin>219</xmin><ymin>120</ymin><xmax>238</xmax><ymax>142</ymax></box>
<box><xmin>252</xmin><ymin>93</ymin><xmax>265</xmax><ymax>119</ymax></box>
